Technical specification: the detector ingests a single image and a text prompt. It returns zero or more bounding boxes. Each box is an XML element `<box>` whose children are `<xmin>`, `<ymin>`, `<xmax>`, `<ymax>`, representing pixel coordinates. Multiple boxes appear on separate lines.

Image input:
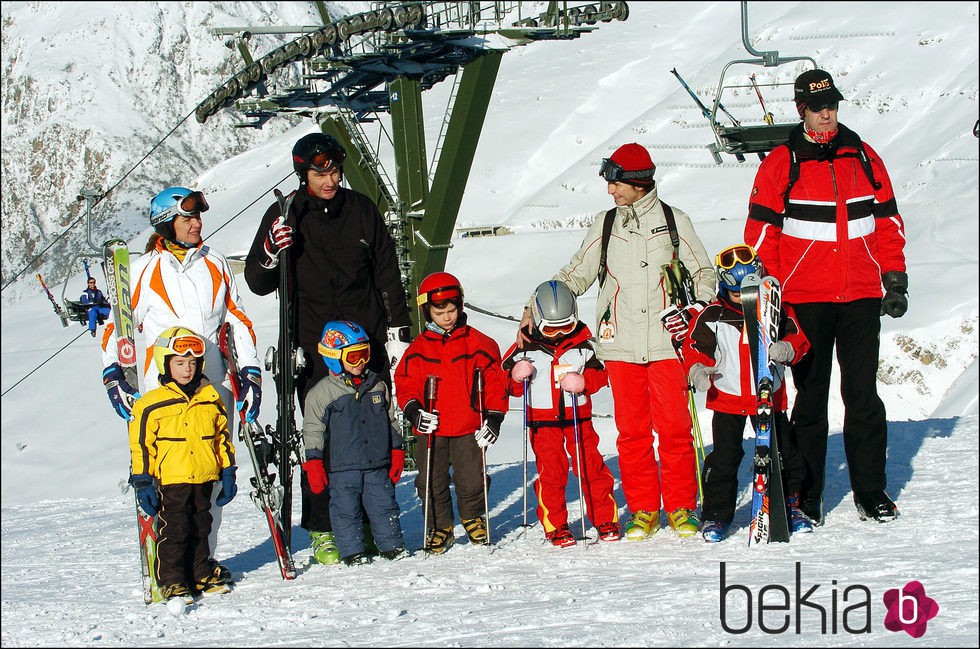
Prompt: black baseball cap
<box><xmin>794</xmin><ymin>69</ymin><xmax>845</xmax><ymax>110</ymax></box>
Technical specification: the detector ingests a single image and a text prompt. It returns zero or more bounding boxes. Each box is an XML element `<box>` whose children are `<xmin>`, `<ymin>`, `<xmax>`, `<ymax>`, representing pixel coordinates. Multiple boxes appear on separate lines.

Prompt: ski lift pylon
<box><xmin>706</xmin><ymin>1</ymin><xmax>817</xmax><ymax>164</ymax></box>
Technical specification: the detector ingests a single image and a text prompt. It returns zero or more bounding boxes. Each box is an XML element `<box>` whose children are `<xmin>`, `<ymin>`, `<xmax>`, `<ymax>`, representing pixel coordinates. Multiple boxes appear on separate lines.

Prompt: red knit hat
<box><xmin>602</xmin><ymin>143</ymin><xmax>655</xmax><ymax>186</ymax></box>
<box><xmin>611</xmin><ymin>143</ymin><xmax>654</xmax><ymax>172</ymax></box>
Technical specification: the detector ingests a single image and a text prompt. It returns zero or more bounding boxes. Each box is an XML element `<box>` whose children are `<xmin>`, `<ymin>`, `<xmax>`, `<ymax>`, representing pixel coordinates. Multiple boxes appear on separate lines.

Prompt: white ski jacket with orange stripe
<box><xmin>102</xmin><ymin>238</ymin><xmax>259</xmax><ymax>393</ymax></box>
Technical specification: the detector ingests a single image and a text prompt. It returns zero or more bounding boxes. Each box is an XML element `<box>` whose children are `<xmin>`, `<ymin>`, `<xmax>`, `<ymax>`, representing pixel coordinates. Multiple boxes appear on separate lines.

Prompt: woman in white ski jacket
<box><xmin>101</xmin><ymin>187</ymin><xmax>261</xmax><ymax>419</ymax></box>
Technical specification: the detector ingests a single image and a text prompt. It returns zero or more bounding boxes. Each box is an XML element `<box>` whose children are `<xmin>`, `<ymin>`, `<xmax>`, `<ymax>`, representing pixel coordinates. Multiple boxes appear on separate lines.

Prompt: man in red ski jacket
<box><xmin>744</xmin><ymin>69</ymin><xmax>908</xmax><ymax>525</ymax></box>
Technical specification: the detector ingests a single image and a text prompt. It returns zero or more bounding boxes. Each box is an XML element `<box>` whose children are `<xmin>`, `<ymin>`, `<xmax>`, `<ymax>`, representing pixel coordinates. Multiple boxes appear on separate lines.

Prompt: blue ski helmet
<box><xmin>317</xmin><ymin>320</ymin><xmax>370</xmax><ymax>374</ymax></box>
<box><xmin>149</xmin><ymin>187</ymin><xmax>209</xmax><ymax>226</ymax></box>
<box><xmin>714</xmin><ymin>244</ymin><xmax>764</xmax><ymax>296</ymax></box>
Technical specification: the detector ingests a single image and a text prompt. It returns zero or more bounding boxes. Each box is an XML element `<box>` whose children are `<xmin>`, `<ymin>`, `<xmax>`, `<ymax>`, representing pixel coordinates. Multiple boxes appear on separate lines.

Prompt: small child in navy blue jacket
<box><xmin>301</xmin><ymin>320</ymin><xmax>406</xmax><ymax>566</ymax></box>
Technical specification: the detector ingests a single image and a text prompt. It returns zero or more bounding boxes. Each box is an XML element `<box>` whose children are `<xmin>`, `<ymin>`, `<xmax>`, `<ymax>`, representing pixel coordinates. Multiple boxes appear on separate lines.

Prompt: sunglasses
<box><xmin>157</xmin><ymin>333</ymin><xmax>206</xmax><ymax>357</ymax></box>
<box><xmin>416</xmin><ymin>286</ymin><xmax>462</xmax><ymax>307</ymax></box>
<box><xmin>715</xmin><ymin>244</ymin><xmax>757</xmax><ymax>270</ymax></box>
<box><xmin>539</xmin><ymin>321</ymin><xmax>577</xmax><ymax>338</ymax></box>
<box><xmin>806</xmin><ymin>101</ymin><xmax>839</xmax><ymax>113</ymax></box>
<box><xmin>309</xmin><ymin>146</ymin><xmax>346</xmax><ymax>173</ymax></box>
<box><xmin>598</xmin><ymin>158</ymin><xmax>653</xmax><ymax>184</ymax></box>
<box><xmin>318</xmin><ymin>341</ymin><xmax>371</xmax><ymax>367</ymax></box>
<box><xmin>150</xmin><ymin>191</ymin><xmax>209</xmax><ymax>226</ymax></box>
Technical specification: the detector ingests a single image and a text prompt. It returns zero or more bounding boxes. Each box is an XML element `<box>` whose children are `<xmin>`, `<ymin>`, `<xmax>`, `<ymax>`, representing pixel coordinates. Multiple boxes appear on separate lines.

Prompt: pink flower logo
<box><xmin>883</xmin><ymin>581</ymin><xmax>939</xmax><ymax>638</ymax></box>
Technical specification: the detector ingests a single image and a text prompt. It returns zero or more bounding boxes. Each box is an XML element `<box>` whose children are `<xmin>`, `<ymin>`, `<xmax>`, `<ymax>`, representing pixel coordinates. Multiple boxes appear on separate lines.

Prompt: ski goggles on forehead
<box><xmin>598</xmin><ymin>158</ymin><xmax>653</xmax><ymax>183</ymax></box>
<box><xmin>318</xmin><ymin>341</ymin><xmax>371</xmax><ymax>367</ymax></box>
<box><xmin>417</xmin><ymin>286</ymin><xmax>462</xmax><ymax>307</ymax></box>
<box><xmin>539</xmin><ymin>320</ymin><xmax>577</xmax><ymax>338</ymax></box>
<box><xmin>150</xmin><ymin>191</ymin><xmax>209</xmax><ymax>226</ymax></box>
<box><xmin>157</xmin><ymin>333</ymin><xmax>206</xmax><ymax>357</ymax></box>
<box><xmin>715</xmin><ymin>244</ymin><xmax>756</xmax><ymax>270</ymax></box>
<box><xmin>309</xmin><ymin>147</ymin><xmax>346</xmax><ymax>173</ymax></box>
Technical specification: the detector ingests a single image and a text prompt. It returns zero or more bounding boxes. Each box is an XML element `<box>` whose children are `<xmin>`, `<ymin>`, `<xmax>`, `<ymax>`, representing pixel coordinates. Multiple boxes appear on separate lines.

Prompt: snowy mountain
<box><xmin>1</xmin><ymin>1</ymin><xmax>978</xmax><ymax>646</ymax></box>
<box><xmin>0</xmin><ymin>1</ymin><xmax>369</xmax><ymax>298</ymax></box>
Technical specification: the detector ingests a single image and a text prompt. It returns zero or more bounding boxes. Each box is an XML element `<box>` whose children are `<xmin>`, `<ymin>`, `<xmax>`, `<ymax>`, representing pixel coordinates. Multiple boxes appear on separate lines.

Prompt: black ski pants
<box><xmin>701</xmin><ymin>411</ymin><xmax>804</xmax><ymax>524</ymax></box>
<box><xmin>788</xmin><ymin>298</ymin><xmax>888</xmax><ymax>500</ymax></box>
<box><xmin>156</xmin><ymin>482</ymin><xmax>216</xmax><ymax>587</ymax></box>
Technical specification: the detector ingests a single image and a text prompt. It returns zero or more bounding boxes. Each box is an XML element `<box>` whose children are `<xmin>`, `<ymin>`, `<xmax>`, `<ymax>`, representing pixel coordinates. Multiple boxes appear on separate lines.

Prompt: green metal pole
<box><xmin>409</xmin><ymin>51</ymin><xmax>503</xmax><ymax>299</ymax></box>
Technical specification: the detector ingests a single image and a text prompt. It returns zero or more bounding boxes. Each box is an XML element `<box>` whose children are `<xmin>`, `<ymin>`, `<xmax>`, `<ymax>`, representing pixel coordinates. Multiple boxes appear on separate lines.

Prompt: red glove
<box><xmin>302</xmin><ymin>459</ymin><xmax>328</xmax><ymax>494</ymax></box>
<box><xmin>389</xmin><ymin>449</ymin><xmax>405</xmax><ymax>484</ymax></box>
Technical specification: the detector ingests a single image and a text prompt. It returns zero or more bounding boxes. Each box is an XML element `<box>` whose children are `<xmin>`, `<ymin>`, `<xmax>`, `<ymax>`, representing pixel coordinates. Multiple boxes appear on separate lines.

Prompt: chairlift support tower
<box><xmin>198</xmin><ymin>1</ymin><xmax>629</xmax><ymax>334</ymax></box>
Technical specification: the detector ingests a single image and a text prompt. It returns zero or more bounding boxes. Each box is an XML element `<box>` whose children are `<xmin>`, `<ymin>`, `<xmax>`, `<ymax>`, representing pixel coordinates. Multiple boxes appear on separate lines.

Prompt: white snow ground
<box><xmin>2</xmin><ymin>2</ymin><xmax>978</xmax><ymax>646</ymax></box>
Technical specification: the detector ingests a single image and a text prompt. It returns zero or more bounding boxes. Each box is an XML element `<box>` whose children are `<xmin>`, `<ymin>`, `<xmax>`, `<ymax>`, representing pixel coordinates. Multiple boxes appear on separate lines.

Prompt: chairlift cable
<box><xmin>0</xmin><ymin>328</ymin><xmax>88</xmax><ymax>398</ymax></box>
<box><xmin>2</xmin><ymin>102</ymin><xmax>203</xmax><ymax>294</ymax></box>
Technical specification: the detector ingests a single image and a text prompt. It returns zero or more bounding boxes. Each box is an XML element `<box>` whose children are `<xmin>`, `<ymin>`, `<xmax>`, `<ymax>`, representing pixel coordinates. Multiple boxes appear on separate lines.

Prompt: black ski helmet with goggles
<box><xmin>292</xmin><ymin>133</ymin><xmax>346</xmax><ymax>182</ymax></box>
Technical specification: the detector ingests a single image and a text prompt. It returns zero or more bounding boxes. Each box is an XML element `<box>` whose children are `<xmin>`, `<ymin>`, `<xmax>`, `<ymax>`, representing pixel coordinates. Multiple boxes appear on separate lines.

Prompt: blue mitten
<box><xmin>237</xmin><ymin>366</ymin><xmax>262</xmax><ymax>423</ymax></box>
<box><xmin>215</xmin><ymin>466</ymin><xmax>237</xmax><ymax>507</ymax></box>
<box><xmin>130</xmin><ymin>473</ymin><xmax>159</xmax><ymax>517</ymax></box>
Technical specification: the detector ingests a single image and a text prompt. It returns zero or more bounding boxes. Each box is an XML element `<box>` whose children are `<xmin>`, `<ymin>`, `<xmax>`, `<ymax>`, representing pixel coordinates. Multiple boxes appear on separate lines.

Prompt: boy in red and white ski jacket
<box><xmin>681</xmin><ymin>285</ymin><xmax>809</xmax><ymax>531</ymax></box>
<box><xmin>501</xmin><ymin>322</ymin><xmax>620</xmax><ymax>546</ymax></box>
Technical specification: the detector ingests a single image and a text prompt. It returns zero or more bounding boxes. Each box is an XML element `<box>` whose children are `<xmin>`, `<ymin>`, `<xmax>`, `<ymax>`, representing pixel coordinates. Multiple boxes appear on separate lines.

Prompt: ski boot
<box><xmin>597</xmin><ymin>521</ymin><xmax>621</xmax><ymax>542</ymax></box>
<box><xmin>625</xmin><ymin>510</ymin><xmax>659</xmax><ymax>541</ymax></box>
<box><xmin>462</xmin><ymin>516</ymin><xmax>489</xmax><ymax>545</ymax></box>
<box><xmin>854</xmin><ymin>490</ymin><xmax>899</xmax><ymax>523</ymax></box>
<box><xmin>667</xmin><ymin>508</ymin><xmax>700</xmax><ymax>538</ymax></box>
<box><xmin>786</xmin><ymin>494</ymin><xmax>813</xmax><ymax>534</ymax></box>
<box><xmin>701</xmin><ymin>520</ymin><xmax>730</xmax><ymax>543</ymax></box>
<box><xmin>310</xmin><ymin>531</ymin><xmax>341</xmax><ymax>565</ymax></box>
<box><xmin>546</xmin><ymin>525</ymin><xmax>577</xmax><ymax>548</ymax></box>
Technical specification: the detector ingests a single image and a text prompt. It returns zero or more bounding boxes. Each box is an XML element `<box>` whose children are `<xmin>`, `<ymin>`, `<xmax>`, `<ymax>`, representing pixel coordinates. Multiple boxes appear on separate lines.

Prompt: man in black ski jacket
<box><xmin>244</xmin><ymin>131</ymin><xmax>412</xmax><ymax>564</ymax></box>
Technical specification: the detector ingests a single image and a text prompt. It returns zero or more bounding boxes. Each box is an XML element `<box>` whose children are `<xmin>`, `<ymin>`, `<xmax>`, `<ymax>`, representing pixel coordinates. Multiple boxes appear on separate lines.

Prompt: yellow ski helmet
<box><xmin>153</xmin><ymin>326</ymin><xmax>207</xmax><ymax>375</ymax></box>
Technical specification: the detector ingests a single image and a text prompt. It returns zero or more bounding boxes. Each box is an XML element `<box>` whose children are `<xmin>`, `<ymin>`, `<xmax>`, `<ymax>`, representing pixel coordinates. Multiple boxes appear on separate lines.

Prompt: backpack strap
<box><xmin>661</xmin><ymin>202</ymin><xmax>680</xmax><ymax>258</ymax></box>
<box><xmin>783</xmin><ymin>141</ymin><xmax>881</xmax><ymax>209</ymax></box>
<box><xmin>597</xmin><ymin>207</ymin><xmax>616</xmax><ymax>290</ymax></box>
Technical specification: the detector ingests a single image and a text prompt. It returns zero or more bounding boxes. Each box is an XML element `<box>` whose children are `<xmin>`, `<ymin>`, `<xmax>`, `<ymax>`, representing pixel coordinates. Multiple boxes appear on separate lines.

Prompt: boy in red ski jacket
<box><xmin>501</xmin><ymin>280</ymin><xmax>620</xmax><ymax>547</ymax></box>
<box><xmin>681</xmin><ymin>244</ymin><xmax>811</xmax><ymax>542</ymax></box>
<box><xmin>393</xmin><ymin>272</ymin><xmax>507</xmax><ymax>555</ymax></box>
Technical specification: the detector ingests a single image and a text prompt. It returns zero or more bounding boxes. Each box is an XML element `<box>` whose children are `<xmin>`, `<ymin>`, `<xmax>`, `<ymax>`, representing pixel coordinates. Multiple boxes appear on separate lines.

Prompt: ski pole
<box><xmin>749</xmin><ymin>73</ymin><xmax>774</xmax><ymax>125</ymax></box>
<box><xmin>689</xmin><ymin>389</ymin><xmax>706</xmax><ymax>508</ymax></box>
<box><xmin>670</xmin><ymin>67</ymin><xmax>741</xmax><ymax>127</ymax></box>
<box><xmin>422</xmin><ymin>375</ymin><xmax>438</xmax><ymax>557</ymax></box>
<box><xmin>522</xmin><ymin>378</ymin><xmax>530</xmax><ymax>534</ymax></box>
<box><xmin>36</xmin><ymin>273</ymin><xmax>69</xmax><ymax>327</ymax></box>
<box><xmin>569</xmin><ymin>390</ymin><xmax>588</xmax><ymax>547</ymax></box>
<box><xmin>474</xmin><ymin>368</ymin><xmax>492</xmax><ymax>553</ymax></box>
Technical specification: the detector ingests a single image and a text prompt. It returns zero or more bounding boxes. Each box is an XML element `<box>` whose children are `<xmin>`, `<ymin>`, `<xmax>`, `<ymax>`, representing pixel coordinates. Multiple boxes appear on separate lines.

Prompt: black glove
<box><xmin>403</xmin><ymin>399</ymin><xmax>439</xmax><ymax>434</ymax></box>
<box><xmin>881</xmin><ymin>271</ymin><xmax>908</xmax><ymax>318</ymax></box>
<box><xmin>474</xmin><ymin>412</ymin><xmax>504</xmax><ymax>449</ymax></box>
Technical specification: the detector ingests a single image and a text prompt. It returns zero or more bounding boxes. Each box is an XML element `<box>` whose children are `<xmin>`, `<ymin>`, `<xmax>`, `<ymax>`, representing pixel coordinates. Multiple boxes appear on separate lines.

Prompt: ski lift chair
<box><xmin>707</xmin><ymin>2</ymin><xmax>817</xmax><ymax>164</ymax></box>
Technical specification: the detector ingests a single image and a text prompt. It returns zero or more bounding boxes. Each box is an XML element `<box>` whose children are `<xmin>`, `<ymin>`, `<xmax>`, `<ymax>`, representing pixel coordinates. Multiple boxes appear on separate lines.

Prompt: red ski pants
<box><xmin>605</xmin><ymin>359</ymin><xmax>697</xmax><ymax>514</ymax></box>
<box><xmin>531</xmin><ymin>419</ymin><xmax>618</xmax><ymax>534</ymax></box>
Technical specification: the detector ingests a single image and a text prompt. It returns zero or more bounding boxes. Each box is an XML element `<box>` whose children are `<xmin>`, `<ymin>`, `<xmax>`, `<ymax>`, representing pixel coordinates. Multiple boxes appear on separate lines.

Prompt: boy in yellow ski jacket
<box><xmin>128</xmin><ymin>326</ymin><xmax>237</xmax><ymax>602</ymax></box>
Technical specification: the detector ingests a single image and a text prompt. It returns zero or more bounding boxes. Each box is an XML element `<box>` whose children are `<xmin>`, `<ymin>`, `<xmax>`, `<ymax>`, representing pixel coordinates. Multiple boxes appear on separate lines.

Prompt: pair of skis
<box><xmin>103</xmin><ymin>239</ymin><xmax>163</xmax><ymax>604</ymax></box>
<box><xmin>741</xmin><ymin>273</ymin><xmax>790</xmax><ymax>545</ymax></box>
<box><xmin>218</xmin><ymin>322</ymin><xmax>296</xmax><ymax>579</ymax></box>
